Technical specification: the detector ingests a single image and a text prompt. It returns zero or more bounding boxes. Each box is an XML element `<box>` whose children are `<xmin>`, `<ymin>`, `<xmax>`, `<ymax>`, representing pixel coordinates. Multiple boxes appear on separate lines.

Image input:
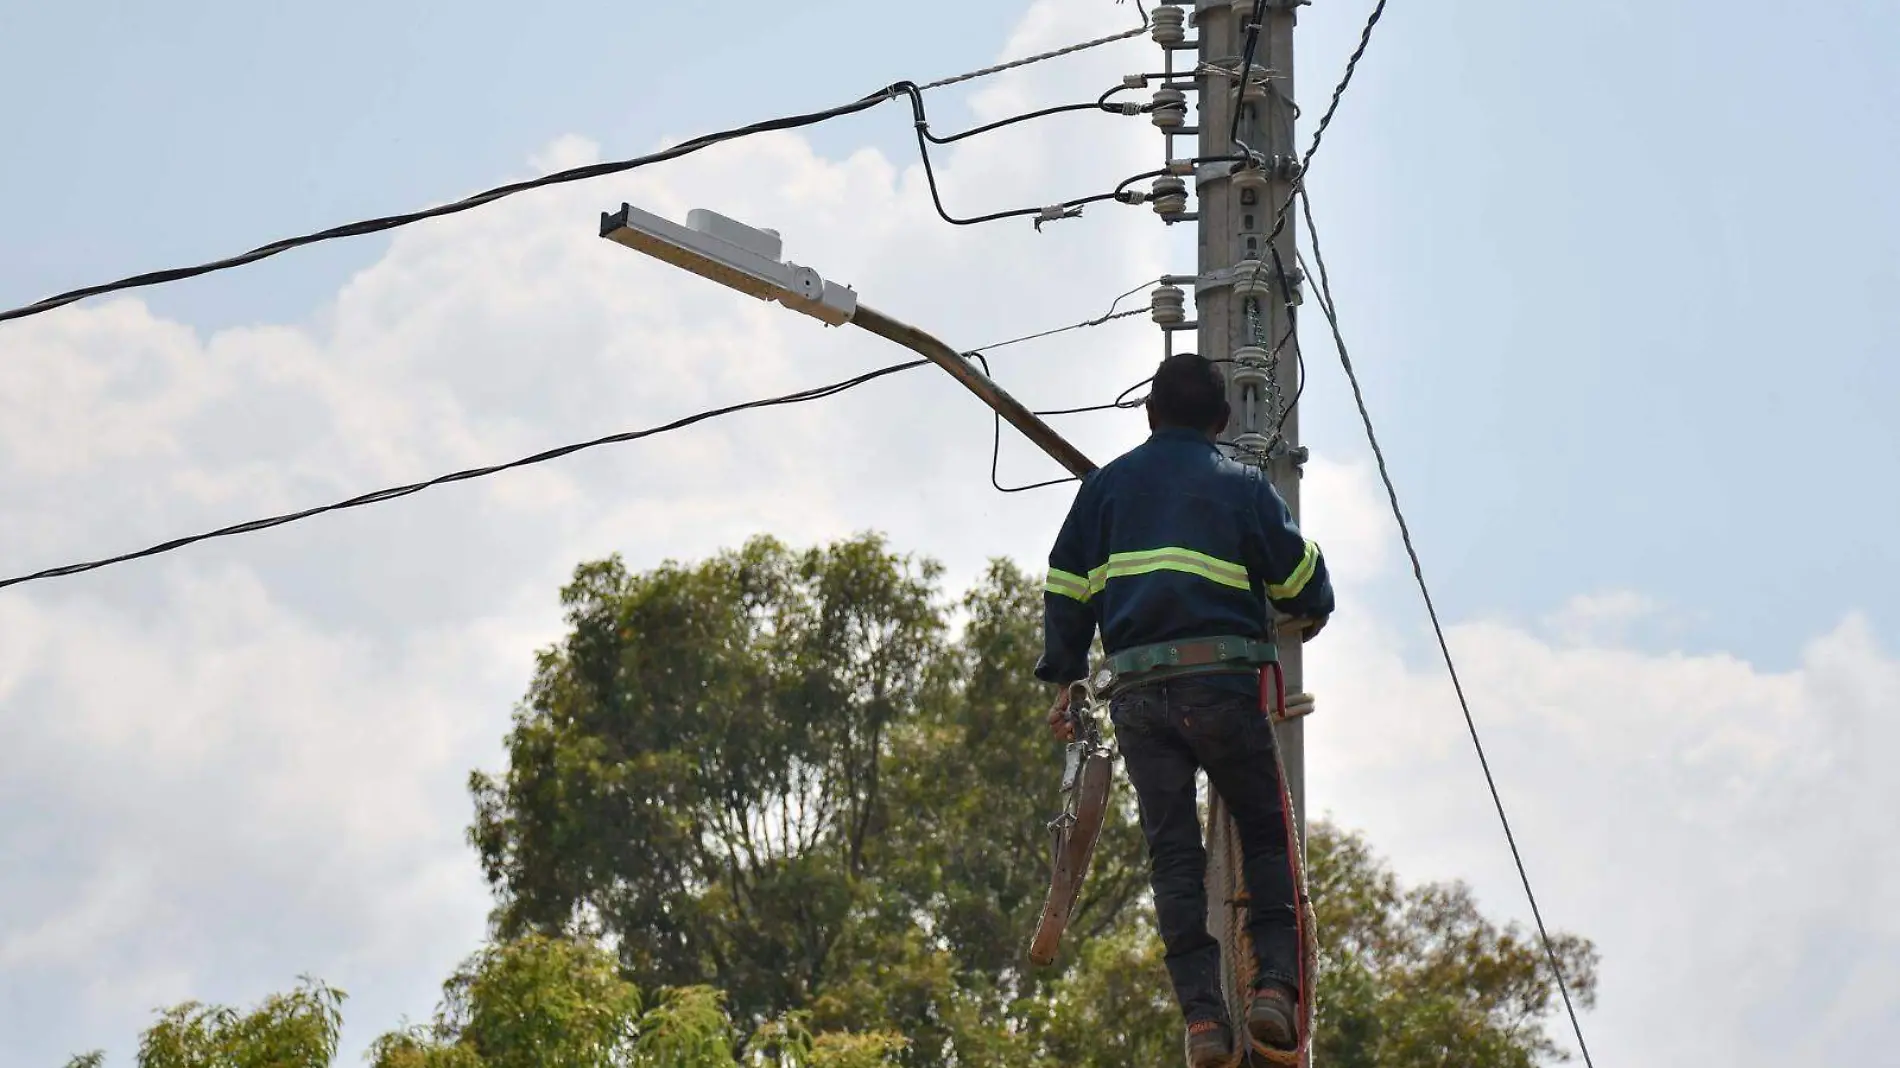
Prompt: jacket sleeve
<box><xmin>1034</xmin><ymin>476</ymin><xmax>1100</xmax><ymax>685</ymax></box>
<box><xmin>1251</xmin><ymin>471</ymin><xmax>1336</xmax><ymax>621</ymax></box>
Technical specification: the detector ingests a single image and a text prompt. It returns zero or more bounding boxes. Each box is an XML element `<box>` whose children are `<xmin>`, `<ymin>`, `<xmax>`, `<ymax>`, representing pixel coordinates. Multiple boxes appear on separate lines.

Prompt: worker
<box><xmin>1035</xmin><ymin>351</ymin><xmax>1334</xmax><ymax>1067</ymax></box>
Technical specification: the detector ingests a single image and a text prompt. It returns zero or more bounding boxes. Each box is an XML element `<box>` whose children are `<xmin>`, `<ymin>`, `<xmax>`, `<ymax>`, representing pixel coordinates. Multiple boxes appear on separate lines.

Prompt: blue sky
<box><xmin>2</xmin><ymin>2</ymin><xmax>1897</xmax><ymax>1065</ymax></box>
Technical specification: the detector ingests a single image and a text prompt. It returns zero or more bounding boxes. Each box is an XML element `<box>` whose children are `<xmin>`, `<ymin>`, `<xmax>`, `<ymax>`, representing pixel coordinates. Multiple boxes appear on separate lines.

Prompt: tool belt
<box><xmin>1092</xmin><ymin>634</ymin><xmax>1278</xmax><ymax>698</ymax></box>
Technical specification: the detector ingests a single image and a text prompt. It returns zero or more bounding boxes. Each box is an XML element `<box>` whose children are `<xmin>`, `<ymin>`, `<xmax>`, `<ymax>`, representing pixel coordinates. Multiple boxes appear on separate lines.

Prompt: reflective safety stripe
<box><xmin>1268</xmin><ymin>539</ymin><xmax>1320</xmax><ymax>600</ymax></box>
<box><xmin>1045</xmin><ymin>567</ymin><xmax>1091</xmax><ymax>602</ymax></box>
<box><xmin>1088</xmin><ymin>547</ymin><xmax>1251</xmax><ymax>595</ymax></box>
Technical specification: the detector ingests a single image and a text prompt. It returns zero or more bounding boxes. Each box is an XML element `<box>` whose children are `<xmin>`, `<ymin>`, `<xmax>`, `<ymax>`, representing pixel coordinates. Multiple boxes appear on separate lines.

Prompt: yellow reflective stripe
<box><xmin>1045</xmin><ymin>568</ymin><xmax>1091</xmax><ymax>602</ymax></box>
<box><xmin>1268</xmin><ymin>539</ymin><xmax>1320</xmax><ymax>600</ymax></box>
<box><xmin>1090</xmin><ymin>547</ymin><xmax>1251</xmax><ymax>594</ymax></box>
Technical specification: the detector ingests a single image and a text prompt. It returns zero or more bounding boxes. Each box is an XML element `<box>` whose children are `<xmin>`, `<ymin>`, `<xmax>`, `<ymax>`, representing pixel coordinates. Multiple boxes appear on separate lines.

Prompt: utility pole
<box><xmin>1199</xmin><ymin>1</ymin><xmax>1309</xmax><ymax>828</ymax></box>
<box><xmin>1151</xmin><ymin>0</ymin><xmax>1315</xmax><ymax>1050</ymax></box>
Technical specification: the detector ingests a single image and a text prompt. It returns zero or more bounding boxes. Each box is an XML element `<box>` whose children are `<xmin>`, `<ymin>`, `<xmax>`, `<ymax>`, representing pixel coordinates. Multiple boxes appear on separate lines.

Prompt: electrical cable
<box><xmin>973</xmin><ymin>351</ymin><xmax>1080</xmax><ymax>494</ymax></box>
<box><xmin>922</xmin><ymin>84</ymin><xmax>1144</xmax><ymax>146</ymax></box>
<box><xmin>962</xmin><ymin>298</ymin><xmax>1150</xmax><ymax>494</ymax></box>
<box><xmin>0</xmin><ymin>299</ymin><xmax>1154</xmax><ymax>590</ymax></box>
<box><xmin>1229</xmin><ymin>0</ymin><xmax>1271</xmax><ymax>150</ymax></box>
<box><xmin>1299</xmin><ymin>187</ymin><xmax>1597</xmax><ymax>1068</ymax></box>
<box><xmin>0</xmin><ymin>359</ymin><xmax>930</xmax><ymax>593</ymax></box>
<box><xmin>915</xmin><ymin>0</ymin><xmax>1150</xmax><ymax>92</ymax></box>
<box><xmin>0</xmin><ymin>7</ymin><xmax>1155</xmax><ymax>327</ymax></box>
<box><xmin>1219</xmin><ymin>0</ymin><xmax>1391</xmax><ymax>450</ymax></box>
<box><xmin>1255</xmin><ymin>0</ymin><xmax>1391</xmax><ymax>257</ymax></box>
<box><xmin>0</xmin><ymin>89</ymin><xmax>903</xmax><ymax>326</ymax></box>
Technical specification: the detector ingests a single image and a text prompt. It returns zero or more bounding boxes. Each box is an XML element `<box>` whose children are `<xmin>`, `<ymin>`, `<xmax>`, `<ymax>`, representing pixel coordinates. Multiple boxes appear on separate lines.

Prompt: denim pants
<box><xmin>1109</xmin><ymin>675</ymin><xmax>1300</xmax><ymax>1025</ymax></box>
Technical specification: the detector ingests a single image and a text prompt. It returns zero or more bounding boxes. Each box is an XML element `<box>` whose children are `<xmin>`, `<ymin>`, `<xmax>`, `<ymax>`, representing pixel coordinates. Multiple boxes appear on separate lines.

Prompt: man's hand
<box><xmin>1048</xmin><ymin>685</ymin><xmax>1076</xmax><ymax>742</ymax></box>
<box><xmin>1300</xmin><ymin>615</ymin><xmax>1329</xmax><ymax>643</ymax></box>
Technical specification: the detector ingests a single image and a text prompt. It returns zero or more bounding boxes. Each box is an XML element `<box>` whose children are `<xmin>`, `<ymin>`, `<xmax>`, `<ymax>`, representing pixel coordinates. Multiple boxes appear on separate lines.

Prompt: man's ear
<box><xmin>1213</xmin><ymin>401</ymin><xmax>1232</xmax><ymax>436</ymax></box>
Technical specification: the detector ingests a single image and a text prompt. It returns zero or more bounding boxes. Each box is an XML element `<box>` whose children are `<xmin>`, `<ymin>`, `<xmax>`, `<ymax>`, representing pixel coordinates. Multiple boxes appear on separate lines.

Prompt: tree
<box><xmin>468</xmin><ymin>535</ymin><xmax>1599</xmax><ymax>1067</ymax></box>
<box><xmin>129</xmin><ymin>977</ymin><xmax>345</xmax><ymax>1068</ymax></box>
<box><xmin>369</xmin><ymin>933</ymin><xmax>645</xmax><ymax>1068</ymax></box>
<box><xmin>73</xmin><ymin>535</ymin><xmax>1594</xmax><ymax>1068</ymax></box>
<box><xmin>468</xmin><ymin>539</ymin><xmax>1153</xmax><ymax>1064</ymax></box>
<box><xmin>1306</xmin><ymin>822</ymin><xmax>1600</xmax><ymax>1067</ymax></box>
<box><xmin>469</xmin><ymin>534</ymin><xmax>950</xmax><ymax>1042</ymax></box>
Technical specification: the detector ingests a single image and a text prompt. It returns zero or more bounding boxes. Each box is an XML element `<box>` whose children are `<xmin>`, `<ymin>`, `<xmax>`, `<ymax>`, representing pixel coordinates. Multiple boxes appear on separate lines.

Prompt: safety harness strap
<box><xmin>1095</xmin><ymin>634</ymin><xmax>1278</xmax><ymax>695</ymax></box>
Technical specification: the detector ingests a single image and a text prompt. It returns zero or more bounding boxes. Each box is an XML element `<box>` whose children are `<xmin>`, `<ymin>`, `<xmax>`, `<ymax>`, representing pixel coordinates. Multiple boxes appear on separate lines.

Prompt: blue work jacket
<box><xmin>1035</xmin><ymin>427</ymin><xmax>1335</xmax><ymax>687</ymax></box>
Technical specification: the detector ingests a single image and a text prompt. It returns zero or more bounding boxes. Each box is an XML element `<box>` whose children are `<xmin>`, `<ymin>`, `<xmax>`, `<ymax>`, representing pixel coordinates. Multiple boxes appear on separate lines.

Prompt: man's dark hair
<box><xmin>1146</xmin><ymin>352</ymin><xmax>1229</xmax><ymax>431</ymax></box>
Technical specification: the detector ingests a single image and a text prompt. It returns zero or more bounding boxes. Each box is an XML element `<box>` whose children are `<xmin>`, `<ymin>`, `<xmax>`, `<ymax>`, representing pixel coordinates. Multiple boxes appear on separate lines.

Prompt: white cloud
<box><xmin>0</xmin><ymin>3</ymin><xmax>1893</xmax><ymax>1065</ymax></box>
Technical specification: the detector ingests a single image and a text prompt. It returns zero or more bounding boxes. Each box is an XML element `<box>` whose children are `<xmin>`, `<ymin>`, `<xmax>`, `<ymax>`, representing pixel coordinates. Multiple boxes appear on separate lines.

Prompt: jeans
<box><xmin>1110</xmin><ymin>675</ymin><xmax>1300</xmax><ymax>1025</ymax></box>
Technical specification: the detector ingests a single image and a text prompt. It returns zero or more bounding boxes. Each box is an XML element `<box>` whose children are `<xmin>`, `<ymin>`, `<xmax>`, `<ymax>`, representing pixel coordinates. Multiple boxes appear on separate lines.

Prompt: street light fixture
<box><xmin>599</xmin><ymin>203</ymin><xmax>1097</xmax><ymax>479</ymax></box>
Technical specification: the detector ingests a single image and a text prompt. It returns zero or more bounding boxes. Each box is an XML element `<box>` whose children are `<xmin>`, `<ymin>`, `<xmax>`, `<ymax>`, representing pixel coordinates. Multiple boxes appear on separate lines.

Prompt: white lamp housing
<box><xmin>599</xmin><ymin>203</ymin><xmax>859</xmax><ymax>327</ymax></box>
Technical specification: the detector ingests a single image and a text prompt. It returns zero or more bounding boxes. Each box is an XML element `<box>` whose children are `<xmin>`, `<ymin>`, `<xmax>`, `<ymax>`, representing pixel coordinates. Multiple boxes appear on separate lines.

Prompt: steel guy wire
<box><xmin>1299</xmin><ymin>186</ymin><xmax>1598</xmax><ymax>1068</ymax></box>
<box><xmin>918</xmin><ymin>0</ymin><xmax>1149</xmax><ymax>91</ymax></box>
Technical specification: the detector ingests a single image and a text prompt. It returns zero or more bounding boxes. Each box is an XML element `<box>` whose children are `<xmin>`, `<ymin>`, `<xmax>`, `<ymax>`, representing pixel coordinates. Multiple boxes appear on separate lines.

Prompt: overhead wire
<box><xmin>915</xmin><ymin>0</ymin><xmax>1150</xmax><ymax>92</ymax></box>
<box><xmin>922</xmin><ymin>84</ymin><xmax>1143</xmax><ymax>146</ymax></box>
<box><xmin>0</xmin><ymin>360</ymin><xmax>929</xmax><ymax>593</ymax></box>
<box><xmin>0</xmin><ymin>5</ymin><xmax>1155</xmax><ymax>326</ymax></box>
<box><xmin>896</xmin><ymin>75</ymin><xmax>1252</xmax><ymax>229</ymax></box>
<box><xmin>1022</xmin><ymin>0</ymin><xmax>1387</xmax><ymax>453</ymax></box>
<box><xmin>1225</xmin><ymin>15</ymin><xmax>1596</xmax><ymax>1057</ymax></box>
<box><xmin>1299</xmin><ymin>187</ymin><xmax>1597</xmax><ymax>1068</ymax></box>
<box><xmin>0</xmin><ymin>299</ymin><xmax>1154</xmax><ymax>591</ymax></box>
<box><xmin>962</xmin><ymin>285</ymin><xmax>1155</xmax><ymax>493</ymax></box>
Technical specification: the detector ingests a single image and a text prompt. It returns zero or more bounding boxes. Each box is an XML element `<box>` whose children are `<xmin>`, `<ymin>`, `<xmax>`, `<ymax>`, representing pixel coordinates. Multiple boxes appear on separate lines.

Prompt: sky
<box><xmin>1</xmin><ymin>0</ymin><xmax>1896</xmax><ymax>1065</ymax></box>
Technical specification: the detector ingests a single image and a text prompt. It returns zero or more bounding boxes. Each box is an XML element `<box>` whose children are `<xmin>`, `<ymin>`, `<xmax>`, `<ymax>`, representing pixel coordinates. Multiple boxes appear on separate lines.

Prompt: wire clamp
<box><xmin>1033</xmin><ymin>204</ymin><xmax>1085</xmax><ymax>231</ymax></box>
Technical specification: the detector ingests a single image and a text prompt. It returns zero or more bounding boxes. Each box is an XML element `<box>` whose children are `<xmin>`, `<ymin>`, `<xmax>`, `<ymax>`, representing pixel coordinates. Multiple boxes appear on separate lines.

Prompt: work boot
<box><xmin>1184</xmin><ymin>1017</ymin><xmax>1237</xmax><ymax>1068</ymax></box>
<box><xmin>1246</xmin><ymin>980</ymin><xmax>1299</xmax><ymax>1055</ymax></box>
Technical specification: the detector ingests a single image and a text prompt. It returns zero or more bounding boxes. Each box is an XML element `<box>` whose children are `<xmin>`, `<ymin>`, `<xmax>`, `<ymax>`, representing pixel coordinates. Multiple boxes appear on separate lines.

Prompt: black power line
<box><xmin>1300</xmin><ymin>188</ymin><xmax>1597</xmax><ymax>1068</ymax></box>
<box><xmin>0</xmin><ymin>21</ymin><xmax>1167</xmax><ymax>328</ymax></box>
<box><xmin>0</xmin><ymin>359</ymin><xmax>928</xmax><ymax>593</ymax></box>
<box><xmin>0</xmin><ymin>87</ymin><xmax>908</xmax><ymax>326</ymax></box>
<box><xmin>0</xmin><ymin>298</ymin><xmax>1150</xmax><ymax>591</ymax></box>
<box><xmin>965</xmin><ymin>286</ymin><xmax>1154</xmax><ymax>494</ymax></box>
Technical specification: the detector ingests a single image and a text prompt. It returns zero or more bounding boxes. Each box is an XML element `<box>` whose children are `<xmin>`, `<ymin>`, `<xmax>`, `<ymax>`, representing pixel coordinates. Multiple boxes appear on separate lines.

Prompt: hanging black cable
<box><xmin>0</xmin><ymin>359</ymin><xmax>928</xmax><ymax>592</ymax></box>
<box><xmin>0</xmin><ymin>12</ymin><xmax>1162</xmax><ymax>327</ymax></box>
<box><xmin>0</xmin><ymin>87</ymin><xmax>910</xmax><ymax>326</ymax></box>
<box><xmin>1300</xmin><ymin>186</ymin><xmax>1597</xmax><ymax>1068</ymax></box>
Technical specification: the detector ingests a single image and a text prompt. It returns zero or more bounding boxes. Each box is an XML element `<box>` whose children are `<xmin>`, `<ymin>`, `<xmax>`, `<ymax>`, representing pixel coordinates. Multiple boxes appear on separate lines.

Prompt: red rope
<box><xmin>1259</xmin><ymin>663</ymin><xmax>1309</xmax><ymax>1062</ymax></box>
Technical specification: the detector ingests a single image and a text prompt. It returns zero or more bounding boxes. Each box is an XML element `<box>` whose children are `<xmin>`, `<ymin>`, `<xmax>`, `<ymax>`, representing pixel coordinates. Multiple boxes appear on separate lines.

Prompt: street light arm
<box><xmin>597</xmin><ymin>200</ymin><xmax>1095</xmax><ymax>481</ymax></box>
<box><xmin>850</xmin><ymin>303</ymin><xmax>1097</xmax><ymax>479</ymax></box>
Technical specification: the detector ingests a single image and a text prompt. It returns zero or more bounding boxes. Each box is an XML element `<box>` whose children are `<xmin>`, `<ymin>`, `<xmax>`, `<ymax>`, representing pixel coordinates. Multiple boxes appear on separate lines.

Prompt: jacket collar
<box><xmin>1149</xmin><ymin>427</ymin><xmax>1217</xmax><ymax>448</ymax></box>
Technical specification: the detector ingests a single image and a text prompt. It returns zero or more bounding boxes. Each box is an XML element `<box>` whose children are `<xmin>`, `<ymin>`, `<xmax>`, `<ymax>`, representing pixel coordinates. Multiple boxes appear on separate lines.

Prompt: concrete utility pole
<box><xmin>1161</xmin><ymin>0</ymin><xmax>1315</xmax><ymax>1044</ymax></box>
<box><xmin>1198</xmin><ymin>0</ymin><xmax>1308</xmax><ymax>829</ymax></box>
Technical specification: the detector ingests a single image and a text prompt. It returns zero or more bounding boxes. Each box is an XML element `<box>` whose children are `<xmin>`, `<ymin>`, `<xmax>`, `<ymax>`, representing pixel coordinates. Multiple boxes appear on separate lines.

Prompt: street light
<box><xmin>599</xmin><ymin>203</ymin><xmax>1097</xmax><ymax>479</ymax></box>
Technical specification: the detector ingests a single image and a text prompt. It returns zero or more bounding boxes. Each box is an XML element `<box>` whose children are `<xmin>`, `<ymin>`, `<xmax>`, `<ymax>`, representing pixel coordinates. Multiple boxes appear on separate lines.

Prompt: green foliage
<box><xmin>1307</xmin><ymin>821</ymin><xmax>1601</xmax><ymax>1067</ymax></box>
<box><xmin>436</xmin><ymin>933</ymin><xmax>645</xmax><ymax>1067</ymax></box>
<box><xmin>469</xmin><ymin>534</ymin><xmax>950</xmax><ymax>1036</ymax></box>
<box><xmin>79</xmin><ymin>535</ymin><xmax>1599</xmax><ymax>1068</ymax></box>
<box><xmin>133</xmin><ymin>977</ymin><xmax>344</xmax><ymax>1068</ymax></box>
<box><xmin>1030</xmin><ymin>922</ymin><xmax>1178</xmax><ymax>1068</ymax></box>
<box><xmin>749</xmin><ymin>1013</ymin><xmax>906</xmax><ymax>1068</ymax></box>
<box><xmin>468</xmin><ymin>534</ymin><xmax>1600</xmax><ymax>1068</ymax></box>
<box><xmin>467</xmin><ymin>541</ymin><xmax>1151</xmax><ymax>1066</ymax></box>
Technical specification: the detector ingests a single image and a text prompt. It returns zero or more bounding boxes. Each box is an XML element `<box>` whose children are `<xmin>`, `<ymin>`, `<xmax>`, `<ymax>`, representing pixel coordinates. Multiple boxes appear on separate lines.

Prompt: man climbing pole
<box><xmin>1035</xmin><ymin>351</ymin><xmax>1335</xmax><ymax>1067</ymax></box>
